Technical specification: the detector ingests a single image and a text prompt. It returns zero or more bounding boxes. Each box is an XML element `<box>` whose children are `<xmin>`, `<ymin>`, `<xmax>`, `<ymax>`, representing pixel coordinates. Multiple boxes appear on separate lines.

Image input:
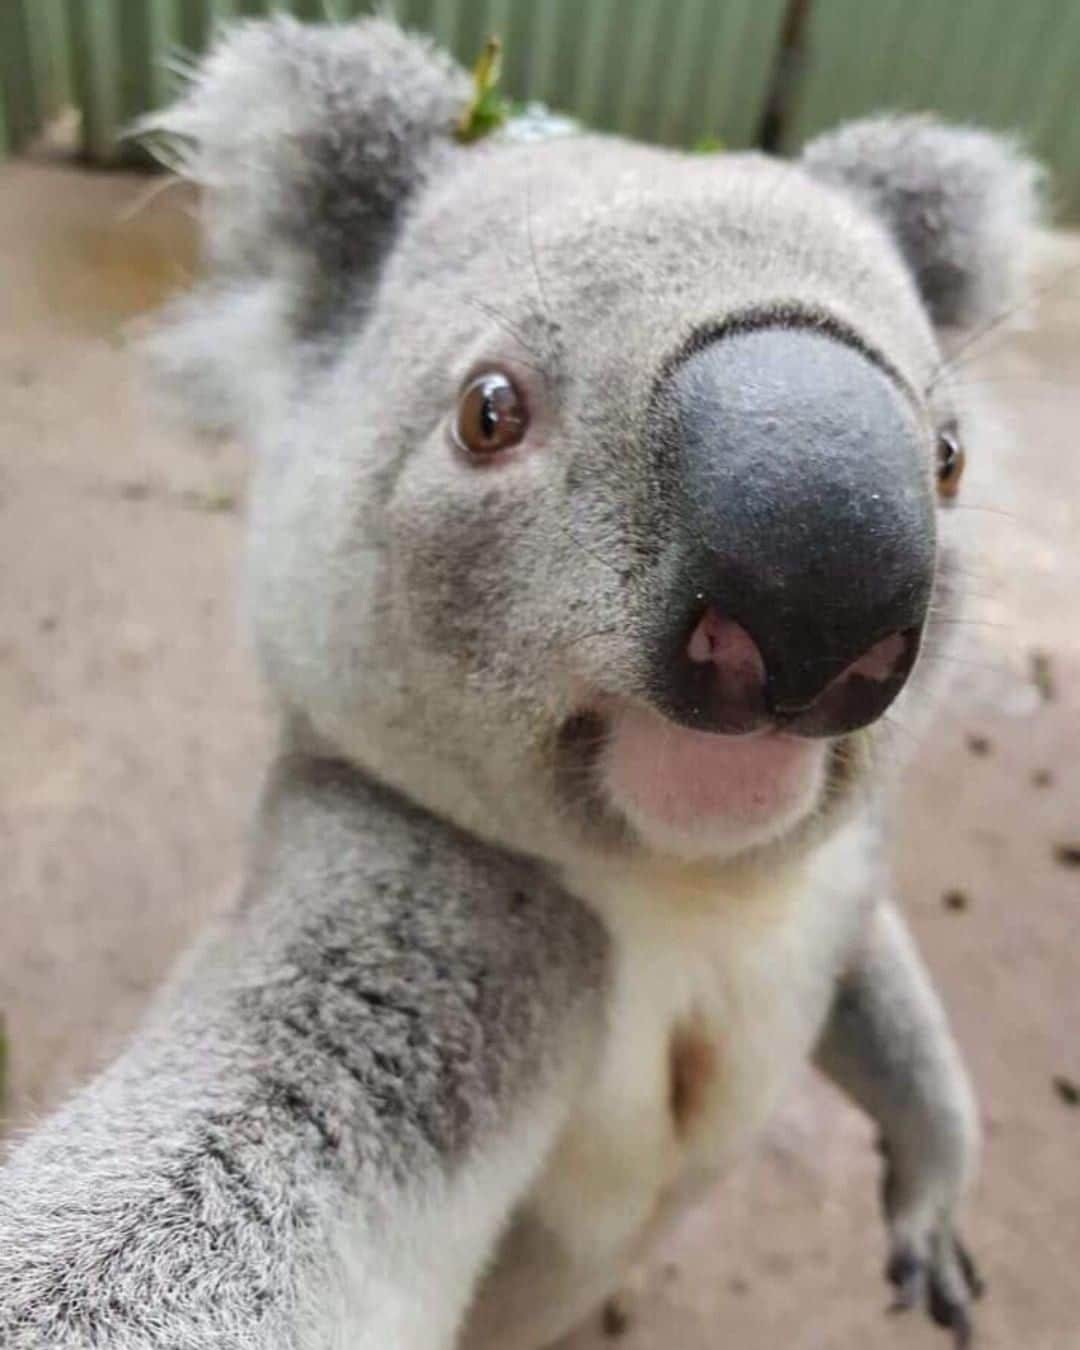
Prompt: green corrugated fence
<box><xmin>0</xmin><ymin>0</ymin><xmax>71</xmax><ymax>157</ymax></box>
<box><xmin>784</xmin><ymin>0</ymin><xmax>1080</xmax><ymax>220</ymax></box>
<box><xmin>1</xmin><ymin>0</ymin><xmax>1079</xmax><ymax>218</ymax></box>
<box><xmin>0</xmin><ymin>0</ymin><xmax>790</xmax><ymax>161</ymax></box>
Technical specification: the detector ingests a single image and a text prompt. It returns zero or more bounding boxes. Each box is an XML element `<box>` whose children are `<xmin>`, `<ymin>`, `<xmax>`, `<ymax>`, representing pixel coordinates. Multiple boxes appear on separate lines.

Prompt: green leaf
<box><xmin>456</xmin><ymin>35</ymin><xmax>512</xmax><ymax>144</ymax></box>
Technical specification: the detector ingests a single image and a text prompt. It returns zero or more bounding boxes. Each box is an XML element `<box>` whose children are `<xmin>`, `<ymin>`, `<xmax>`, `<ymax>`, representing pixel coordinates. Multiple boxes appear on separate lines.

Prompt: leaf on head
<box><xmin>456</xmin><ymin>36</ymin><xmax>511</xmax><ymax>144</ymax></box>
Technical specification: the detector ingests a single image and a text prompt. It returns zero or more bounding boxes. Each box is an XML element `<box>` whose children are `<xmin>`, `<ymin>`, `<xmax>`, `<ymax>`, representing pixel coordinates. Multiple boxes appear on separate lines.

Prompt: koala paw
<box><xmin>886</xmin><ymin>1224</ymin><xmax>984</xmax><ymax>1348</ymax></box>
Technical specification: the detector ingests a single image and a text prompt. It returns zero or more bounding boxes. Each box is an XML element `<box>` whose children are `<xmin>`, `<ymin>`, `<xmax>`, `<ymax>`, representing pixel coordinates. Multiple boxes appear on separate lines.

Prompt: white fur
<box><xmin>308</xmin><ymin>1090</ymin><xmax>574</xmax><ymax>1350</ymax></box>
<box><xmin>461</xmin><ymin>816</ymin><xmax>878</xmax><ymax>1350</ymax></box>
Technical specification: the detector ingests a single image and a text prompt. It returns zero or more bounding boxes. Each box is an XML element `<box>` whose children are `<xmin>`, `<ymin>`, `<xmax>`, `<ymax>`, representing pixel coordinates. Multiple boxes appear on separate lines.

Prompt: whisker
<box><xmin>927</xmin><ymin>616</ymin><xmax>1013</xmax><ymax>631</ymax></box>
<box><xmin>926</xmin><ymin>257</ymin><xmax>1080</xmax><ymax>393</ymax></box>
<box><xmin>552</xmin><ymin>626</ymin><xmax>622</xmax><ymax>655</ymax></box>
<box><xmin>933</xmin><ymin>373</ymin><xmax>1073</xmax><ymax>393</ymax></box>
<box><xmin>523</xmin><ymin>174</ymin><xmax>556</xmax><ymax>331</ymax></box>
<box><xmin>551</xmin><ymin>517</ymin><xmax>625</xmax><ymax>579</ymax></box>
<box><xmin>939</xmin><ymin>567</ymin><xmax>993</xmax><ymax>583</ymax></box>
<box><xmin>944</xmin><ymin>501</ymin><xmax>1025</xmax><ymax>522</ymax></box>
<box><xmin>917</xmin><ymin>653</ymin><xmax>1016</xmax><ymax>676</ymax></box>
<box><xmin>878</xmin><ymin>712</ymin><xmax>922</xmax><ymax>752</ymax></box>
<box><xmin>116</xmin><ymin>173</ymin><xmax>189</xmax><ymax>224</ymax></box>
<box><xmin>463</xmin><ymin>297</ymin><xmax>549</xmax><ymax>373</ymax></box>
<box><xmin>934</xmin><ymin>583</ymin><xmax>998</xmax><ymax>601</ymax></box>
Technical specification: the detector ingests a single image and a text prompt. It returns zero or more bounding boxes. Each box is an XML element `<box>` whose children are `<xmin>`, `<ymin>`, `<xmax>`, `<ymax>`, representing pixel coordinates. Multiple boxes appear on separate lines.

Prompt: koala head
<box><xmin>148</xmin><ymin>17</ymin><xmax>1042</xmax><ymax>869</ymax></box>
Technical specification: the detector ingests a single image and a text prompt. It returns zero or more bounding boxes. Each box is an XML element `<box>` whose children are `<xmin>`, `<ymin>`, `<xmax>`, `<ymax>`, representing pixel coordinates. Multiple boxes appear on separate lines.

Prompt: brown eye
<box><xmin>936</xmin><ymin>425</ymin><xmax>965</xmax><ymax>499</ymax></box>
<box><xmin>452</xmin><ymin>371</ymin><xmax>529</xmax><ymax>459</ymax></box>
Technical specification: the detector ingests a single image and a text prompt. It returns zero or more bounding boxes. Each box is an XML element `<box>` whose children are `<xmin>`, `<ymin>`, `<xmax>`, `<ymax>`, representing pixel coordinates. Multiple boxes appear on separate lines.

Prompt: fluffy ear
<box><xmin>139</xmin><ymin>15</ymin><xmax>469</xmax><ymax>431</ymax></box>
<box><xmin>801</xmin><ymin>115</ymin><xmax>1045</xmax><ymax>331</ymax></box>
<box><xmin>143</xmin><ymin>14</ymin><xmax>468</xmax><ymax>307</ymax></box>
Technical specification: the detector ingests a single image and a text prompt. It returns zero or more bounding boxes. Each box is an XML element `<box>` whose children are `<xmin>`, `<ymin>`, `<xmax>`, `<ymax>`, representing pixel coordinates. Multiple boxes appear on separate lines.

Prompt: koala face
<box><xmin>151</xmin><ymin>19</ymin><xmax>1040</xmax><ymax>869</ymax></box>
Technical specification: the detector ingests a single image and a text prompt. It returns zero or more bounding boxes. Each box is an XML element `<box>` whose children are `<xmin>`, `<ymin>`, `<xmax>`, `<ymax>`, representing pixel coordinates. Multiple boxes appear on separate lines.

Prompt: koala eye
<box><xmin>935</xmin><ymin>424</ymin><xmax>965</xmax><ymax>499</ymax></box>
<box><xmin>452</xmin><ymin>371</ymin><xmax>529</xmax><ymax>460</ymax></box>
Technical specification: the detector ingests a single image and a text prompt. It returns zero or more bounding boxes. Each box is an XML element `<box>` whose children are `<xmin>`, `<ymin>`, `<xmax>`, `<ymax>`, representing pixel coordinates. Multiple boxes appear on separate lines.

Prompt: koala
<box><xmin>0</xmin><ymin>16</ymin><xmax>1042</xmax><ymax>1350</ymax></box>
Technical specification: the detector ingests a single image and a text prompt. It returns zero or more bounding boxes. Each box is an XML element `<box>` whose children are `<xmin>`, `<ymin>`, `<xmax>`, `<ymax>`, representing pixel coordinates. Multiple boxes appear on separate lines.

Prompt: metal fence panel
<box><xmin>0</xmin><ymin>0</ymin><xmax>70</xmax><ymax>155</ymax></box>
<box><xmin>3</xmin><ymin>1</ymin><xmax>1080</xmax><ymax>220</ymax></box>
<box><xmin>48</xmin><ymin>0</ymin><xmax>785</xmax><ymax>163</ymax></box>
<box><xmin>785</xmin><ymin>0</ymin><xmax>1080</xmax><ymax>220</ymax></box>
<box><xmin>0</xmin><ymin>2</ymin><xmax>41</xmax><ymax>155</ymax></box>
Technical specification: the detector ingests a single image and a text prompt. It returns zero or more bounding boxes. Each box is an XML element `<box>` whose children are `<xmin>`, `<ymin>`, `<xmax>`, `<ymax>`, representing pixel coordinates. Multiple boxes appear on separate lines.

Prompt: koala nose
<box><xmin>653</xmin><ymin>324</ymin><xmax>935</xmax><ymax>738</ymax></box>
<box><xmin>684</xmin><ymin>608</ymin><xmax>921</xmax><ymax>736</ymax></box>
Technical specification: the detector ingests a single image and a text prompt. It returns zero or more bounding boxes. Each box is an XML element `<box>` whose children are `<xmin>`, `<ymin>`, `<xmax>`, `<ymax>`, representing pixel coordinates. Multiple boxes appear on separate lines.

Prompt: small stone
<box><xmin>1031</xmin><ymin>769</ymin><xmax>1054</xmax><ymax>789</ymax></box>
<box><xmin>943</xmin><ymin>889</ymin><xmax>970</xmax><ymax>913</ymax></box>
<box><xmin>1030</xmin><ymin>650</ymin><xmax>1056</xmax><ymax>703</ymax></box>
<box><xmin>601</xmin><ymin>1298</ymin><xmax>630</xmax><ymax>1338</ymax></box>
<box><xmin>1052</xmin><ymin>1075</ymin><xmax>1079</xmax><ymax>1107</ymax></box>
<box><xmin>966</xmin><ymin>734</ymin><xmax>991</xmax><ymax>757</ymax></box>
<box><xmin>119</xmin><ymin>480</ymin><xmax>151</xmax><ymax>502</ymax></box>
<box><xmin>1053</xmin><ymin>843</ymin><xmax>1080</xmax><ymax>870</ymax></box>
<box><xmin>38</xmin><ymin>614</ymin><xmax>58</xmax><ymax>634</ymax></box>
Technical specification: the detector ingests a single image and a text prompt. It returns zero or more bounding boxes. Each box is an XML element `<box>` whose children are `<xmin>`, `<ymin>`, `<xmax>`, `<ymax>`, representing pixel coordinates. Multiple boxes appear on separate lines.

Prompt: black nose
<box><xmin>682</xmin><ymin>607</ymin><xmax>921</xmax><ymax>736</ymax></box>
<box><xmin>652</xmin><ymin>325</ymin><xmax>935</xmax><ymax>738</ymax></box>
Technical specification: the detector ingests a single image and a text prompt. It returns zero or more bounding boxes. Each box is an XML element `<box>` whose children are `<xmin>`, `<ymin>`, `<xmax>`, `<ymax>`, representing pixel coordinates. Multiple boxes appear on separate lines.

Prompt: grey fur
<box><xmin>0</xmin><ymin>757</ymin><xmax>605</xmax><ymax>1347</ymax></box>
<box><xmin>816</xmin><ymin>902</ymin><xmax>982</xmax><ymax>1342</ymax></box>
<box><xmin>801</xmin><ymin>114</ymin><xmax>1044</xmax><ymax>329</ymax></box>
<box><xmin>0</xmin><ymin>15</ymin><xmax>1044</xmax><ymax>1349</ymax></box>
<box><xmin>141</xmin><ymin>14</ymin><xmax>469</xmax><ymax>427</ymax></box>
<box><xmin>147</xmin><ymin>15</ymin><xmax>468</xmax><ymax>291</ymax></box>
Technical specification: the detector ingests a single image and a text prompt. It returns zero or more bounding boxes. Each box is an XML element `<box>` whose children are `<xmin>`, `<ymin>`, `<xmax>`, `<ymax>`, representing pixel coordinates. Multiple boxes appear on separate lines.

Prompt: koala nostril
<box><xmin>842</xmin><ymin>630</ymin><xmax>910</xmax><ymax>685</ymax></box>
<box><xmin>671</xmin><ymin>611</ymin><xmax>920</xmax><ymax>738</ymax></box>
<box><xmin>778</xmin><ymin>627</ymin><xmax>922</xmax><ymax>736</ymax></box>
<box><xmin>687</xmin><ymin>609</ymin><xmax>766</xmax><ymax>682</ymax></box>
<box><xmin>684</xmin><ymin>609</ymin><xmax>769</xmax><ymax>732</ymax></box>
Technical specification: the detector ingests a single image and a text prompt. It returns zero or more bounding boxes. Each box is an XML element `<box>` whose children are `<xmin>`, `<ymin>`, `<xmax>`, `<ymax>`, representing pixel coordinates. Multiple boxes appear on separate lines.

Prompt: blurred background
<box><xmin>1</xmin><ymin>3</ymin><xmax>1077</xmax><ymax>1349</ymax></box>
<box><xmin>4</xmin><ymin>0</ymin><xmax>1080</xmax><ymax>216</ymax></box>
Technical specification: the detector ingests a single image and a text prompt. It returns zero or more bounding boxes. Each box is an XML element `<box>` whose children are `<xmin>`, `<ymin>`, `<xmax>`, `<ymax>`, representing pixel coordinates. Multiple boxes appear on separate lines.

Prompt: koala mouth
<box><xmin>599</xmin><ymin>700</ymin><xmax>829</xmax><ymax>860</ymax></box>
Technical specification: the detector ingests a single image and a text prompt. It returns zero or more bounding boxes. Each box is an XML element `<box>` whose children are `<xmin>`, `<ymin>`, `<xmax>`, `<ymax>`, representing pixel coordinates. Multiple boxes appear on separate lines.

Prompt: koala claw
<box><xmin>886</xmin><ymin>1229</ymin><xmax>984</xmax><ymax>1348</ymax></box>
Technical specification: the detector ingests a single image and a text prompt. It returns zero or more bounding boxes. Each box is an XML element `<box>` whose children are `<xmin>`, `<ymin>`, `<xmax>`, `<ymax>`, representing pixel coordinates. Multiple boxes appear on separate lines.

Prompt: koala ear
<box><xmin>144</xmin><ymin>15</ymin><xmax>469</xmax><ymax>307</ymax></box>
<box><xmin>800</xmin><ymin>115</ymin><xmax>1045</xmax><ymax>332</ymax></box>
<box><xmin>139</xmin><ymin>15</ymin><xmax>469</xmax><ymax>434</ymax></box>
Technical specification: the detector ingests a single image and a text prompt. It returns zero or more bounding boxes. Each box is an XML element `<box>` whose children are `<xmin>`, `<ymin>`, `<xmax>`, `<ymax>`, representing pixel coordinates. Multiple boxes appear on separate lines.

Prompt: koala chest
<box><xmin>464</xmin><ymin>840</ymin><xmax>875</xmax><ymax>1350</ymax></box>
<box><xmin>529</xmin><ymin>863</ymin><xmax>855</xmax><ymax>1287</ymax></box>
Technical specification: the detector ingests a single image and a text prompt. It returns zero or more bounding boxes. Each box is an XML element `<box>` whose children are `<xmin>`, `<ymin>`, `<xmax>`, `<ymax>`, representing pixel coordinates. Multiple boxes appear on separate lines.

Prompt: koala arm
<box><xmin>815</xmin><ymin>900</ymin><xmax>982</xmax><ymax>1346</ymax></box>
<box><xmin>0</xmin><ymin>756</ymin><xmax>606</xmax><ymax>1350</ymax></box>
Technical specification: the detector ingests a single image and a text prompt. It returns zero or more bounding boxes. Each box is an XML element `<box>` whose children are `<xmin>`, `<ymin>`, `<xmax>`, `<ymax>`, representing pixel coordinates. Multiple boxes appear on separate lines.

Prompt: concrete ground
<box><xmin>1</xmin><ymin>160</ymin><xmax>1077</xmax><ymax>1349</ymax></box>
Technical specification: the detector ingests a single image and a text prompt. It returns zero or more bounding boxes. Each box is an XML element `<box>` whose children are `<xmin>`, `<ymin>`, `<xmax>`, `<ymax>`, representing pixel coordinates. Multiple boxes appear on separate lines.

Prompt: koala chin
<box><xmin>0</xmin><ymin>16</ymin><xmax>1041</xmax><ymax>1350</ymax></box>
<box><xmin>602</xmin><ymin>702</ymin><xmax>830</xmax><ymax>860</ymax></box>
